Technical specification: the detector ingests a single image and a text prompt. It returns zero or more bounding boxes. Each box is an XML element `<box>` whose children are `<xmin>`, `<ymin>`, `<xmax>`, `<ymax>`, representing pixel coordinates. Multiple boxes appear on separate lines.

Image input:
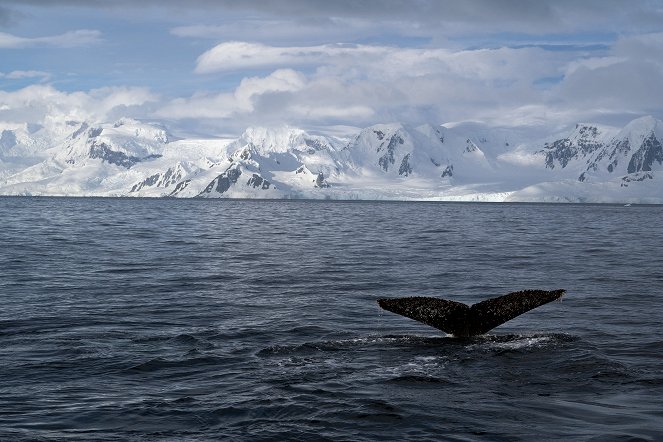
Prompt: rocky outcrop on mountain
<box><xmin>89</xmin><ymin>141</ymin><xmax>162</xmax><ymax>168</ymax></box>
<box><xmin>199</xmin><ymin>165</ymin><xmax>243</xmax><ymax>196</ymax></box>
<box><xmin>130</xmin><ymin>164</ymin><xmax>185</xmax><ymax>192</ymax></box>
<box><xmin>540</xmin><ymin>124</ymin><xmax>606</xmax><ymax>170</ymax></box>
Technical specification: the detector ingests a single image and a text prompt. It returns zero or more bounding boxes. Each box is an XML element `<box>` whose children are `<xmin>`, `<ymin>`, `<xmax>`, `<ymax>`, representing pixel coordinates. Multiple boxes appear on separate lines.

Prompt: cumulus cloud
<box><xmin>234</xmin><ymin>69</ymin><xmax>307</xmax><ymax>111</ymax></box>
<box><xmin>187</xmin><ymin>41</ymin><xmax>569</xmax><ymax>126</ymax></box>
<box><xmin>0</xmin><ymin>29</ymin><xmax>101</xmax><ymax>48</ymax></box>
<box><xmin>159</xmin><ymin>42</ymin><xmax>560</xmax><ymax>130</ymax></box>
<box><xmin>0</xmin><ymin>85</ymin><xmax>158</xmax><ymax>126</ymax></box>
<box><xmin>155</xmin><ymin>69</ymin><xmax>307</xmax><ymax>120</ymax></box>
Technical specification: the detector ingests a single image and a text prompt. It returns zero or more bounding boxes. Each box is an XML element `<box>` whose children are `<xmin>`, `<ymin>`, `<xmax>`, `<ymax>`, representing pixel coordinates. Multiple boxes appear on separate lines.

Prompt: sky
<box><xmin>0</xmin><ymin>0</ymin><xmax>662</xmax><ymax>137</ymax></box>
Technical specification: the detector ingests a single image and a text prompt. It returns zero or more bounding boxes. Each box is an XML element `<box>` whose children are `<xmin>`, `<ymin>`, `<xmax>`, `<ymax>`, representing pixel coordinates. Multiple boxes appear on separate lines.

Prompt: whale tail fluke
<box><xmin>377</xmin><ymin>289</ymin><xmax>565</xmax><ymax>337</ymax></box>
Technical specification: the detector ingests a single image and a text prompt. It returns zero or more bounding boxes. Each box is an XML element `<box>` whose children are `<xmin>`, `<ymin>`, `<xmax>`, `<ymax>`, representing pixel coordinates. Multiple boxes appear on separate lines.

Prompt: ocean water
<box><xmin>1</xmin><ymin>197</ymin><xmax>662</xmax><ymax>441</ymax></box>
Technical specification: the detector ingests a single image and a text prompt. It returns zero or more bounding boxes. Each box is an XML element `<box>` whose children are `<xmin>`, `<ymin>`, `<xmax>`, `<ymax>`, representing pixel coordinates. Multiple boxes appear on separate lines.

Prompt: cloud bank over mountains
<box><xmin>0</xmin><ymin>0</ymin><xmax>662</xmax><ymax>137</ymax></box>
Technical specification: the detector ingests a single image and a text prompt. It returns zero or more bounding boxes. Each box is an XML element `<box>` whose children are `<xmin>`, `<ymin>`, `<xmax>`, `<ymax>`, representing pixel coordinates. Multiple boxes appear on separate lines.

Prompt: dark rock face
<box><xmin>607</xmin><ymin>138</ymin><xmax>630</xmax><ymax>173</ymax></box>
<box><xmin>543</xmin><ymin>139</ymin><xmax>574</xmax><ymax>169</ymax></box>
<box><xmin>202</xmin><ymin>167</ymin><xmax>242</xmax><ymax>194</ymax></box>
<box><xmin>161</xmin><ymin>166</ymin><xmax>183</xmax><ymax>186</ymax></box>
<box><xmin>464</xmin><ymin>139</ymin><xmax>478</xmax><ymax>153</ymax></box>
<box><xmin>131</xmin><ymin>173</ymin><xmax>159</xmax><ymax>192</ymax></box>
<box><xmin>247</xmin><ymin>174</ymin><xmax>271</xmax><ymax>189</ymax></box>
<box><xmin>168</xmin><ymin>179</ymin><xmax>191</xmax><ymax>196</ymax></box>
<box><xmin>89</xmin><ymin>142</ymin><xmax>141</xmax><ymax>168</ymax></box>
<box><xmin>582</xmin><ymin>129</ymin><xmax>663</xmax><ymax>178</ymax></box>
<box><xmin>71</xmin><ymin>122</ymin><xmax>89</xmax><ymax>139</ymax></box>
<box><xmin>89</xmin><ymin>142</ymin><xmax>162</xmax><ymax>169</ymax></box>
<box><xmin>398</xmin><ymin>153</ymin><xmax>412</xmax><ymax>176</ymax></box>
<box><xmin>441</xmin><ymin>165</ymin><xmax>454</xmax><ymax>178</ymax></box>
<box><xmin>315</xmin><ymin>172</ymin><xmax>330</xmax><ymax>188</ymax></box>
<box><xmin>130</xmin><ymin>166</ymin><xmax>183</xmax><ymax>192</ymax></box>
<box><xmin>88</xmin><ymin>127</ymin><xmax>103</xmax><ymax>138</ymax></box>
<box><xmin>377</xmin><ymin>134</ymin><xmax>404</xmax><ymax>172</ymax></box>
<box><xmin>627</xmin><ymin>133</ymin><xmax>663</xmax><ymax>173</ymax></box>
<box><xmin>304</xmin><ymin>138</ymin><xmax>330</xmax><ymax>151</ymax></box>
<box><xmin>621</xmin><ymin>172</ymin><xmax>653</xmax><ymax>187</ymax></box>
<box><xmin>541</xmin><ymin>126</ymin><xmax>603</xmax><ymax>170</ymax></box>
<box><xmin>199</xmin><ymin>167</ymin><xmax>274</xmax><ymax>195</ymax></box>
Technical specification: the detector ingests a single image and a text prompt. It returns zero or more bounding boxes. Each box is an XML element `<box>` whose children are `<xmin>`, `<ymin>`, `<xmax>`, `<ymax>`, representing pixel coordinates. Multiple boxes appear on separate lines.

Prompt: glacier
<box><xmin>0</xmin><ymin>116</ymin><xmax>661</xmax><ymax>203</ymax></box>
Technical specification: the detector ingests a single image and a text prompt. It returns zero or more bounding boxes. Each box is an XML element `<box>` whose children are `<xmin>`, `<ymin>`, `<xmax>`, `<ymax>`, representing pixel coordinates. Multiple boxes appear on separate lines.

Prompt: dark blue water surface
<box><xmin>1</xmin><ymin>197</ymin><xmax>662</xmax><ymax>440</ymax></box>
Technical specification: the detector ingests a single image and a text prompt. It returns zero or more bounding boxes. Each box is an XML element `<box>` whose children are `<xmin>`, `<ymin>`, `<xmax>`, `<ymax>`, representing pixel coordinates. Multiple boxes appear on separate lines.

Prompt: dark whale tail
<box><xmin>377</xmin><ymin>289</ymin><xmax>565</xmax><ymax>337</ymax></box>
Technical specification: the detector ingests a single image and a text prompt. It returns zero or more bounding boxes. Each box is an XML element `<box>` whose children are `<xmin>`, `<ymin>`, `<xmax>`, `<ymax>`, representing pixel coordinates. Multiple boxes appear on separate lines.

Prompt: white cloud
<box><xmin>195</xmin><ymin>41</ymin><xmax>331</xmax><ymax>73</ymax></box>
<box><xmin>290</xmin><ymin>104</ymin><xmax>374</xmax><ymax>120</ymax></box>
<box><xmin>184</xmin><ymin>41</ymin><xmax>572</xmax><ymax>129</ymax></box>
<box><xmin>154</xmin><ymin>93</ymin><xmax>236</xmax><ymax>120</ymax></box>
<box><xmin>0</xmin><ymin>29</ymin><xmax>101</xmax><ymax>48</ymax></box>
<box><xmin>234</xmin><ymin>69</ymin><xmax>307</xmax><ymax>111</ymax></box>
<box><xmin>0</xmin><ymin>85</ymin><xmax>158</xmax><ymax>127</ymax></box>
<box><xmin>194</xmin><ymin>42</ymin><xmax>566</xmax><ymax>91</ymax></box>
<box><xmin>155</xmin><ymin>69</ymin><xmax>307</xmax><ymax>120</ymax></box>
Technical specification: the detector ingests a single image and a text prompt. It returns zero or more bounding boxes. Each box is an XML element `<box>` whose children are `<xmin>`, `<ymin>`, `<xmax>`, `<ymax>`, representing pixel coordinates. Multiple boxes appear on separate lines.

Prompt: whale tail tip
<box><xmin>378</xmin><ymin>289</ymin><xmax>566</xmax><ymax>337</ymax></box>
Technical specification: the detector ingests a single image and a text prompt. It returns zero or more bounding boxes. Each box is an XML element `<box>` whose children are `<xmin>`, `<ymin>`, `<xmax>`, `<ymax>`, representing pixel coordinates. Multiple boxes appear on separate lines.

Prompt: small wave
<box><xmin>131</xmin><ymin>332</ymin><xmax>215</xmax><ymax>350</ymax></box>
<box><xmin>127</xmin><ymin>355</ymin><xmax>224</xmax><ymax>373</ymax></box>
<box><xmin>466</xmin><ymin>333</ymin><xmax>577</xmax><ymax>352</ymax></box>
<box><xmin>387</xmin><ymin>375</ymin><xmax>455</xmax><ymax>385</ymax></box>
<box><xmin>553</xmin><ymin>349</ymin><xmax>632</xmax><ymax>384</ymax></box>
<box><xmin>286</xmin><ymin>325</ymin><xmax>333</xmax><ymax>336</ymax></box>
<box><xmin>256</xmin><ymin>335</ymin><xmax>438</xmax><ymax>356</ymax></box>
<box><xmin>258</xmin><ymin>333</ymin><xmax>573</xmax><ymax>357</ymax></box>
<box><xmin>625</xmin><ymin>377</ymin><xmax>663</xmax><ymax>387</ymax></box>
<box><xmin>489</xmin><ymin>336</ymin><xmax>552</xmax><ymax>350</ymax></box>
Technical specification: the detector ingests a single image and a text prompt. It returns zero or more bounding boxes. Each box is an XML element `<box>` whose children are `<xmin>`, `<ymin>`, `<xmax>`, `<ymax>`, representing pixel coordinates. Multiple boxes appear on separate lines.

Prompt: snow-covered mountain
<box><xmin>0</xmin><ymin>116</ymin><xmax>661</xmax><ymax>203</ymax></box>
<box><xmin>508</xmin><ymin>116</ymin><xmax>662</xmax><ymax>202</ymax></box>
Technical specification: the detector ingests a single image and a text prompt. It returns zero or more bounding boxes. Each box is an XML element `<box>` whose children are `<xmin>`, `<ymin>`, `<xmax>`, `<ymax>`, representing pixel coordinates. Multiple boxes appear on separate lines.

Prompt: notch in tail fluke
<box><xmin>377</xmin><ymin>289</ymin><xmax>565</xmax><ymax>337</ymax></box>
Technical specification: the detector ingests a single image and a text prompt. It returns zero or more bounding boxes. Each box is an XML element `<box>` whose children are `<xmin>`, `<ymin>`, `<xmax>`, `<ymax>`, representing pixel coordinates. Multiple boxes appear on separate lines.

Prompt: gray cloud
<box><xmin>556</xmin><ymin>60</ymin><xmax>663</xmax><ymax>112</ymax></box>
<box><xmin>0</xmin><ymin>6</ymin><xmax>18</xmax><ymax>26</ymax></box>
<box><xmin>0</xmin><ymin>29</ymin><xmax>101</xmax><ymax>48</ymax></box>
<box><xmin>4</xmin><ymin>0</ymin><xmax>663</xmax><ymax>35</ymax></box>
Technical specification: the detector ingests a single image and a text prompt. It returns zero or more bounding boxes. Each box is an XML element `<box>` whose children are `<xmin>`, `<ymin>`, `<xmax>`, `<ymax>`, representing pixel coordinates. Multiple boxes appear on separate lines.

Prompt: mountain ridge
<box><xmin>0</xmin><ymin>116</ymin><xmax>661</xmax><ymax>203</ymax></box>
